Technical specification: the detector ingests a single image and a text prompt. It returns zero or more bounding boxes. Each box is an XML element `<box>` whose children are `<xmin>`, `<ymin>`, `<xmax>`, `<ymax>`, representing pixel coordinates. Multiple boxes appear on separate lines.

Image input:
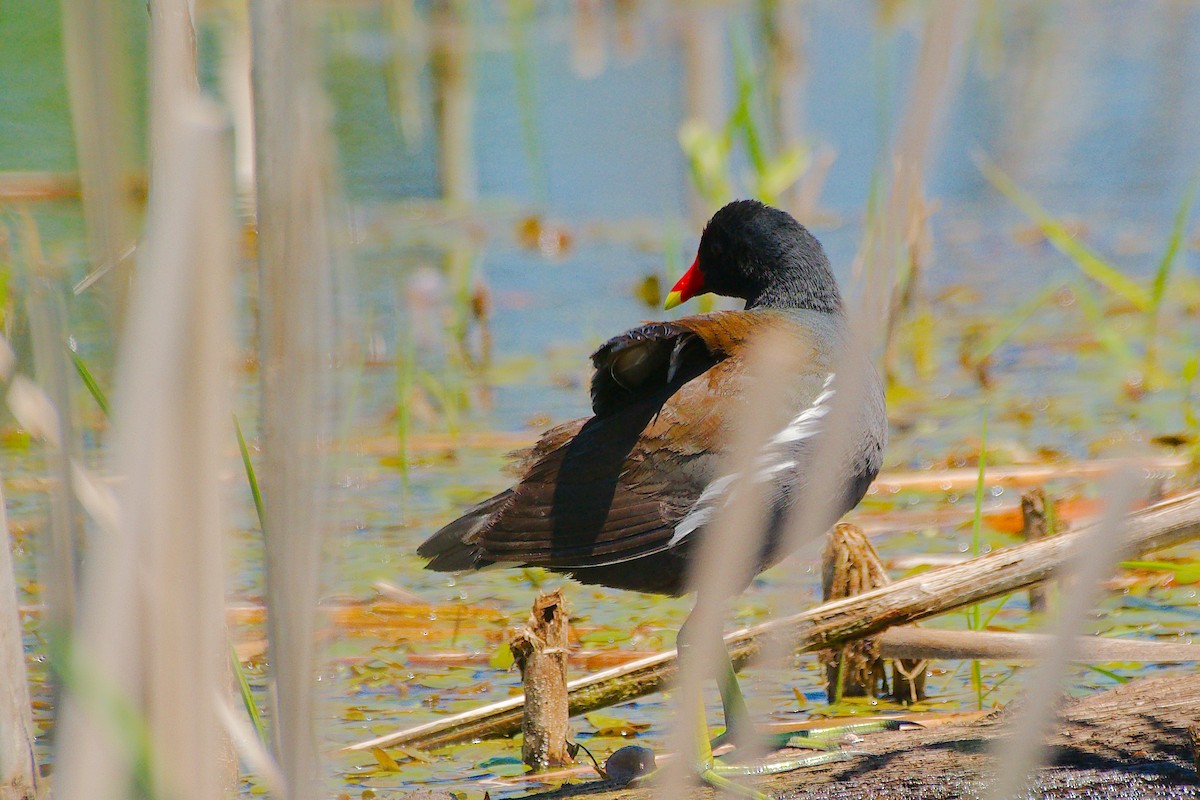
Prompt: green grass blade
<box><xmin>969</xmin><ymin>409</ymin><xmax>988</xmax><ymax>633</ymax></box>
<box><xmin>1149</xmin><ymin>181</ymin><xmax>1196</xmax><ymax>311</ymax></box>
<box><xmin>70</xmin><ymin>348</ymin><xmax>110</xmax><ymax>418</ymax></box>
<box><xmin>1085</xmin><ymin>664</ymin><xmax>1130</xmax><ymax>684</ymax></box>
<box><xmin>234</xmin><ymin>415</ymin><xmax>266</xmax><ymax>532</ymax></box>
<box><xmin>976</xmin><ymin>155</ymin><xmax>1150</xmax><ymax>310</ymax></box>
<box><xmin>1069</xmin><ymin>279</ymin><xmax>1138</xmax><ymax>366</ymax></box>
<box><xmin>506</xmin><ymin>0</ymin><xmax>546</xmax><ymax>203</ymax></box>
<box><xmin>980</xmin><ymin>592</ymin><xmax>1013</xmax><ymax>629</ymax></box>
<box><xmin>1144</xmin><ymin>179</ymin><xmax>1197</xmax><ymax>377</ymax></box>
<box><xmin>968</xmin><ymin>281</ymin><xmax>1062</xmax><ymax>365</ymax></box>
<box><xmin>230</xmin><ymin>645</ymin><xmax>268</xmax><ymax>744</ymax></box>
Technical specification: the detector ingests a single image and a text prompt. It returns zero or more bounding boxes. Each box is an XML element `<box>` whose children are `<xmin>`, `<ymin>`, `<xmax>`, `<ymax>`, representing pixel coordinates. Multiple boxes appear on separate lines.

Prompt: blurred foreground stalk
<box><xmin>250</xmin><ymin>0</ymin><xmax>336</xmax><ymax>795</ymax></box>
<box><xmin>54</xmin><ymin>87</ymin><xmax>236</xmax><ymax>800</ymax></box>
<box><xmin>54</xmin><ymin>0</ymin><xmax>237</xmax><ymax>796</ymax></box>
<box><xmin>0</xmin><ymin>475</ymin><xmax>37</xmax><ymax>798</ymax></box>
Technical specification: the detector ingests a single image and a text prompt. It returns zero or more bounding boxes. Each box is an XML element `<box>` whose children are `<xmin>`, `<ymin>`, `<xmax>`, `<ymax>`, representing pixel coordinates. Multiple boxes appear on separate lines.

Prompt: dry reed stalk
<box><xmin>985</xmin><ymin>468</ymin><xmax>1141</xmax><ymax>800</ymax></box>
<box><xmin>0</xmin><ymin>476</ymin><xmax>38</xmax><ymax>799</ymax></box>
<box><xmin>431</xmin><ymin>0</ymin><xmax>475</xmax><ymax>204</ymax></box>
<box><xmin>860</xmin><ymin>1</ymin><xmax>972</xmax><ymax>377</ymax></box>
<box><xmin>58</xmin><ymin>0</ymin><xmax>138</xmax><ymax>308</ymax></box>
<box><xmin>661</xmin><ymin>329</ymin><xmax>810</xmax><ymax>798</ymax></box>
<box><xmin>25</xmin><ymin>277</ymin><xmax>82</xmax><ymax>646</ymax></box>
<box><xmin>54</xmin><ymin>94</ymin><xmax>235</xmax><ymax>800</ymax></box>
<box><xmin>217</xmin><ymin>7</ymin><xmax>257</xmax><ymax>194</ymax></box>
<box><xmin>877</xmin><ymin>627</ymin><xmax>1200</xmax><ymax>664</ymax></box>
<box><xmin>250</xmin><ymin>0</ymin><xmax>336</xmax><ymax>793</ymax></box>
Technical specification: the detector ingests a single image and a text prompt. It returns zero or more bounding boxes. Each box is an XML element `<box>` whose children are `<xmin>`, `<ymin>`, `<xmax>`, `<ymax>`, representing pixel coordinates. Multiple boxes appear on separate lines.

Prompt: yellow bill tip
<box><xmin>663</xmin><ymin>291</ymin><xmax>683</xmax><ymax>311</ymax></box>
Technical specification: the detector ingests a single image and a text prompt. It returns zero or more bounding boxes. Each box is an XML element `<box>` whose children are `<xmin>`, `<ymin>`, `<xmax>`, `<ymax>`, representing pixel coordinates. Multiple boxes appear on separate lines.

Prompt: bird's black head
<box><xmin>665</xmin><ymin>199</ymin><xmax>842</xmax><ymax>313</ymax></box>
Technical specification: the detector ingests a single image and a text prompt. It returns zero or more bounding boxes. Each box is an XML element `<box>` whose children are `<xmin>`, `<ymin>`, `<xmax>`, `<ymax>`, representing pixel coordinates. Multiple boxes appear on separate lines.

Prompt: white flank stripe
<box><xmin>668</xmin><ymin>374</ymin><xmax>836</xmax><ymax>547</ymax></box>
<box><xmin>769</xmin><ymin>373</ymin><xmax>836</xmax><ymax>446</ymax></box>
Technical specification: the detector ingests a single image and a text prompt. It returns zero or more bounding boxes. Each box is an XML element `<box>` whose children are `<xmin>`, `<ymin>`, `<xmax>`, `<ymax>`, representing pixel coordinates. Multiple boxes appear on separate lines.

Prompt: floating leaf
<box><xmin>578</xmin><ymin>628</ymin><xmax>631</xmax><ymax>645</ymax></box>
<box><xmin>585</xmin><ymin>712</ymin><xmax>651</xmax><ymax>737</ymax></box>
<box><xmin>488</xmin><ymin>643</ymin><xmax>514</xmax><ymax>671</ymax></box>
<box><xmin>370</xmin><ymin>747</ymin><xmax>401</xmax><ymax>772</ymax></box>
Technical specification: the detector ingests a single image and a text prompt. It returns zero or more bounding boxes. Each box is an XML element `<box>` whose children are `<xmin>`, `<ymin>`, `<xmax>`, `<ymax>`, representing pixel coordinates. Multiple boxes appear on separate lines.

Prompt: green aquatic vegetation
<box><xmin>966</xmin><ymin>409</ymin><xmax>988</xmax><ymax>710</ymax></box>
<box><xmin>506</xmin><ymin>0</ymin><xmax>546</xmax><ymax>203</ymax></box>
<box><xmin>1119</xmin><ymin>559</ymin><xmax>1200</xmax><ymax>585</ymax></box>
<box><xmin>979</xmin><ymin>155</ymin><xmax>1199</xmax><ymax>394</ymax></box>
<box><xmin>678</xmin><ymin>26</ymin><xmax>811</xmax><ymax>211</ymax></box>
<box><xmin>234</xmin><ymin>414</ymin><xmax>266</xmax><ymax>532</ymax></box>
<box><xmin>978</xmin><ymin>155</ymin><xmax>1150</xmax><ymax>310</ymax></box>
<box><xmin>1144</xmin><ymin>178</ymin><xmax>1196</xmax><ymax>378</ymax></box>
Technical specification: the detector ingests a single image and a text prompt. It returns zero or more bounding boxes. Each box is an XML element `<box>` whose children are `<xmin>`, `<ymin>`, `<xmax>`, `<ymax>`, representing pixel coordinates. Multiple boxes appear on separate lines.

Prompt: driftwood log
<box><xmin>519</xmin><ymin>672</ymin><xmax>1200</xmax><ymax>799</ymax></box>
<box><xmin>510</xmin><ymin>590</ymin><xmax>570</xmax><ymax>770</ymax></box>
<box><xmin>350</xmin><ymin>488</ymin><xmax>1200</xmax><ymax>753</ymax></box>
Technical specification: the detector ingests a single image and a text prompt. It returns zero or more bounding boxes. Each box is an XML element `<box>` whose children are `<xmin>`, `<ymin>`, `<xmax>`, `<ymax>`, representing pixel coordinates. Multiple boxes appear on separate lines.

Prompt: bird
<box><xmin>418</xmin><ymin>199</ymin><xmax>886</xmax><ymax>795</ymax></box>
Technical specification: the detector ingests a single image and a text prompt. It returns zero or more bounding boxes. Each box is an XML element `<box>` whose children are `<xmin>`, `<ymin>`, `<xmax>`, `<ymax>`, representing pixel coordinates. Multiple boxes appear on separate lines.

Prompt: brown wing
<box><xmin>419</xmin><ymin>311</ymin><xmax>815</xmax><ymax>570</ymax></box>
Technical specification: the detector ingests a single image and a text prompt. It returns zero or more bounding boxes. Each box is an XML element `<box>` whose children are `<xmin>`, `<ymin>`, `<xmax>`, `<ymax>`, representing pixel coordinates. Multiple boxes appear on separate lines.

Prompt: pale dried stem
<box><xmin>251</xmin><ymin>0</ymin><xmax>336</xmax><ymax>793</ymax></box>
<box><xmin>55</xmin><ymin>95</ymin><xmax>235</xmax><ymax>800</ymax></box>
<box><xmin>58</xmin><ymin>0</ymin><xmax>139</xmax><ymax>312</ymax></box>
<box><xmin>664</xmin><ymin>330</ymin><xmax>807</xmax><ymax>795</ymax></box>
<box><xmin>986</xmin><ymin>468</ymin><xmax>1141</xmax><ymax>800</ymax></box>
<box><xmin>0</xmin><ymin>478</ymin><xmax>38</xmax><ymax>799</ymax></box>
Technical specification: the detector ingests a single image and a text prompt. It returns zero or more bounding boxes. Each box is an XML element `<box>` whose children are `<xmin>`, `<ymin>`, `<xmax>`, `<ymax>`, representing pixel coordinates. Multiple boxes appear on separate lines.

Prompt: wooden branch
<box><xmin>877</xmin><ymin>627</ymin><xmax>1200</xmax><ymax>663</ymax></box>
<box><xmin>348</xmin><ymin>488</ymin><xmax>1200</xmax><ymax>753</ymax></box>
<box><xmin>868</xmin><ymin>456</ymin><xmax>1187</xmax><ymax>493</ymax></box>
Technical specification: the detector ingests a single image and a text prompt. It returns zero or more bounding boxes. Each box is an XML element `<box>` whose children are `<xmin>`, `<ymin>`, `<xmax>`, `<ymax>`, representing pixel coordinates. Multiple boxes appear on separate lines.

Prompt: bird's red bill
<box><xmin>664</xmin><ymin>256</ymin><xmax>705</xmax><ymax>310</ymax></box>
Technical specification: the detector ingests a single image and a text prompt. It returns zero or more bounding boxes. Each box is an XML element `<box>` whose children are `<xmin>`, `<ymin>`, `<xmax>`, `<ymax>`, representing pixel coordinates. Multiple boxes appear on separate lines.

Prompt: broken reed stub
<box><xmin>820</xmin><ymin>523</ymin><xmax>926</xmax><ymax>704</ymax></box>
<box><xmin>1021</xmin><ymin>489</ymin><xmax>1050</xmax><ymax>613</ymax></box>
<box><xmin>510</xmin><ymin>588</ymin><xmax>571</xmax><ymax>770</ymax></box>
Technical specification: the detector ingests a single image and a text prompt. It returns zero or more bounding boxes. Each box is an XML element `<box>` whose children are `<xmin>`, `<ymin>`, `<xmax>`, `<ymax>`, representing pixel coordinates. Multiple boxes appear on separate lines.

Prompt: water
<box><xmin>1</xmin><ymin>1</ymin><xmax>1199</xmax><ymax>797</ymax></box>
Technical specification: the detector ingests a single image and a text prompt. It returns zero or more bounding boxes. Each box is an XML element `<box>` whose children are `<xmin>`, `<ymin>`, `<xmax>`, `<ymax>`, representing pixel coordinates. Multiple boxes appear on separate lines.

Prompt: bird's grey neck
<box><xmin>745</xmin><ymin>276</ymin><xmax>844</xmax><ymax>314</ymax></box>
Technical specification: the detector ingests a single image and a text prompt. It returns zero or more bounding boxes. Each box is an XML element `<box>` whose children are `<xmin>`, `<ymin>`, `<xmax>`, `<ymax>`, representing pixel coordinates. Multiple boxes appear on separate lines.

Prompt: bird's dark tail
<box><xmin>417</xmin><ymin>489</ymin><xmax>512</xmax><ymax>571</ymax></box>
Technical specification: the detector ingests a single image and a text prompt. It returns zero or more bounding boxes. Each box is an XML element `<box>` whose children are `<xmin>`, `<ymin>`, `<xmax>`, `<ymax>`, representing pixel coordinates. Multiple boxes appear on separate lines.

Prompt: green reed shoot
<box><xmin>234</xmin><ymin>414</ymin><xmax>266</xmax><ymax>532</ymax></box>
<box><xmin>69</xmin><ymin>346</ymin><xmax>110</xmax><ymax>418</ymax></box>
<box><xmin>966</xmin><ymin>281</ymin><xmax>1062</xmax><ymax>368</ymax></box>
<box><xmin>230</xmin><ymin>644</ymin><xmax>268</xmax><ymax>743</ymax></box>
<box><xmin>395</xmin><ymin>334</ymin><xmax>415</xmax><ymax>481</ymax></box>
<box><xmin>967</xmin><ymin>409</ymin><xmax>988</xmax><ymax>708</ymax></box>
<box><xmin>1144</xmin><ymin>177</ymin><xmax>1196</xmax><ymax>378</ymax></box>
<box><xmin>507</xmin><ymin>0</ymin><xmax>546</xmax><ymax>202</ymax></box>
<box><xmin>980</xmin><ymin>153</ymin><xmax>1200</xmax><ymax>391</ymax></box>
<box><xmin>678</xmin><ymin>24</ymin><xmax>809</xmax><ymax>211</ymax></box>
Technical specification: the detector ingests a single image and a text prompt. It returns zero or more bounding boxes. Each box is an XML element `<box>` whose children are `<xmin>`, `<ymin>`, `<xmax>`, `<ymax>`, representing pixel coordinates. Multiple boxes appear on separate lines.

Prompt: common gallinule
<box><xmin>419</xmin><ymin>199</ymin><xmax>886</xmax><ymax>794</ymax></box>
